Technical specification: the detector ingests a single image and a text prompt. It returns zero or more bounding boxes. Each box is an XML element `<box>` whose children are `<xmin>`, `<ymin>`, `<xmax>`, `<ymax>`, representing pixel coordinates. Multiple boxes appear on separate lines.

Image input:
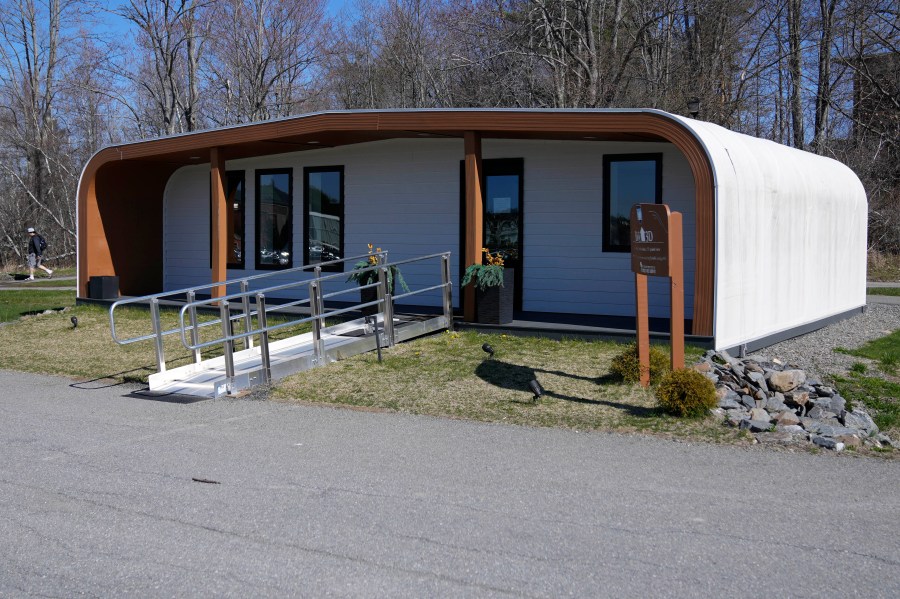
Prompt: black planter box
<box><xmin>87</xmin><ymin>276</ymin><xmax>120</xmax><ymax>300</ymax></box>
<box><xmin>476</xmin><ymin>268</ymin><xmax>514</xmax><ymax>324</ymax></box>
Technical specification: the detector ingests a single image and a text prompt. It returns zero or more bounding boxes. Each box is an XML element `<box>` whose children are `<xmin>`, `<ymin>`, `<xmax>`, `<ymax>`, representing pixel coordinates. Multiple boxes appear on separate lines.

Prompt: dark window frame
<box><xmin>303</xmin><ymin>165</ymin><xmax>345</xmax><ymax>273</ymax></box>
<box><xmin>255</xmin><ymin>168</ymin><xmax>294</xmax><ymax>271</ymax></box>
<box><xmin>602</xmin><ymin>153</ymin><xmax>663</xmax><ymax>253</ymax></box>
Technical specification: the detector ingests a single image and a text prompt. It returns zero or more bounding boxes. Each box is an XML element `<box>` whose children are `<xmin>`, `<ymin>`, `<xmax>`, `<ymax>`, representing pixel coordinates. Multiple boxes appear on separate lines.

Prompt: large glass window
<box><xmin>255</xmin><ymin>169</ymin><xmax>293</xmax><ymax>269</ymax></box>
<box><xmin>304</xmin><ymin>166</ymin><xmax>344</xmax><ymax>271</ymax></box>
<box><xmin>603</xmin><ymin>154</ymin><xmax>662</xmax><ymax>252</ymax></box>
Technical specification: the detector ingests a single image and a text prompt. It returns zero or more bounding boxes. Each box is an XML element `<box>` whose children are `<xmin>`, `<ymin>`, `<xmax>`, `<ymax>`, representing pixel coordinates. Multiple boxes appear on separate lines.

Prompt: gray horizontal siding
<box><xmin>163</xmin><ymin>137</ymin><xmax>698</xmax><ymax>318</ymax></box>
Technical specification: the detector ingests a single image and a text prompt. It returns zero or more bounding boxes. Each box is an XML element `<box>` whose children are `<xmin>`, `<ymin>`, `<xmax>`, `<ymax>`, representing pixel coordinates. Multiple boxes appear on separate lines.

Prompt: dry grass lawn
<box><xmin>273</xmin><ymin>330</ymin><xmax>745</xmax><ymax>442</ymax></box>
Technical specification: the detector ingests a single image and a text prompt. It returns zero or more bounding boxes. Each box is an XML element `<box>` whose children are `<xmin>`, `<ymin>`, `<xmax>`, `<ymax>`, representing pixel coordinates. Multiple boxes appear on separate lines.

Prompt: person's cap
<box><xmin>26</xmin><ymin>227</ymin><xmax>35</xmax><ymax>233</ymax></box>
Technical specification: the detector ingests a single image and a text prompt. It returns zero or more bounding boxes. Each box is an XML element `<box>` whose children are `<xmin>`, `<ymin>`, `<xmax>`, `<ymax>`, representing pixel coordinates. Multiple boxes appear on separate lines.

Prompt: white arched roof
<box><xmin>673</xmin><ymin>117</ymin><xmax>868</xmax><ymax>350</ymax></box>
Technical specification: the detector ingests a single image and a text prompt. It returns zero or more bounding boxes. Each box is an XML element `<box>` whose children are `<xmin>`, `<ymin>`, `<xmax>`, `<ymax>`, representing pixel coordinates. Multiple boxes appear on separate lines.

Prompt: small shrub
<box><xmin>610</xmin><ymin>342</ymin><xmax>670</xmax><ymax>384</ymax></box>
<box><xmin>850</xmin><ymin>362</ymin><xmax>868</xmax><ymax>374</ymax></box>
<box><xmin>655</xmin><ymin>368</ymin><xmax>717</xmax><ymax>418</ymax></box>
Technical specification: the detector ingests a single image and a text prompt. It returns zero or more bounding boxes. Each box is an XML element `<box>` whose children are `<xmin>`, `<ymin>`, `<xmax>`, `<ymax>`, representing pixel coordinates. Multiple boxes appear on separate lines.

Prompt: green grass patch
<box><xmin>836</xmin><ymin>329</ymin><xmax>900</xmax><ymax>374</ymax></box>
<box><xmin>0</xmin><ymin>289</ymin><xmax>76</xmax><ymax>323</ymax></box>
<box><xmin>867</xmin><ymin>287</ymin><xmax>900</xmax><ymax>297</ymax></box>
<box><xmin>832</xmin><ymin>372</ymin><xmax>900</xmax><ymax>434</ymax></box>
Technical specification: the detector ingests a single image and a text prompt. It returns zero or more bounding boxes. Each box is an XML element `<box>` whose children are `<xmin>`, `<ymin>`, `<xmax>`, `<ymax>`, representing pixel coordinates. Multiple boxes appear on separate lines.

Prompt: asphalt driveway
<box><xmin>1</xmin><ymin>369</ymin><xmax>898</xmax><ymax>597</ymax></box>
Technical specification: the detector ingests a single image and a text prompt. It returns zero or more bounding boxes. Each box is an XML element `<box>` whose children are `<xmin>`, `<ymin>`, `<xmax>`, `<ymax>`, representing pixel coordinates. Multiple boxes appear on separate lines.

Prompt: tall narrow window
<box><xmin>226</xmin><ymin>171</ymin><xmax>245</xmax><ymax>268</ymax></box>
<box><xmin>603</xmin><ymin>154</ymin><xmax>662</xmax><ymax>253</ymax></box>
<box><xmin>304</xmin><ymin>166</ymin><xmax>344</xmax><ymax>271</ymax></box>
<box><xmin>209</xmin><ymin>170</ymin><xmax>246</xmax><ymax>269</ymax></box>
<box><xmin>256</xmin><ymin>168</ymin><xmax>293</xmax><ymax>269</ymax></box>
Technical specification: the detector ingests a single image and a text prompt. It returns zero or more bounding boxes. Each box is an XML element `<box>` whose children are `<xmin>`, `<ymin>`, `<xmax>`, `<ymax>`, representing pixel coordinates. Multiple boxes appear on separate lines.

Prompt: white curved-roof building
<box><xmin>76</xmin><ymin>109</ymin><xmax>867</xmax><ymax>351</ymax></box>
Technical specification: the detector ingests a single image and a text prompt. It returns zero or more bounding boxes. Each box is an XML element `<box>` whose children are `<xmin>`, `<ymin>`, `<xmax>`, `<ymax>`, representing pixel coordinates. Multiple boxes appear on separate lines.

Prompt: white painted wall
<box><xmin>163</xmin><ymin>137</ymin><xmax>698</xmax><ymax>319</ymax></box>
<box><xmin>676</xmin><ymin>118</ymin><xmax>868</xmax><ymax>350</ymax></box>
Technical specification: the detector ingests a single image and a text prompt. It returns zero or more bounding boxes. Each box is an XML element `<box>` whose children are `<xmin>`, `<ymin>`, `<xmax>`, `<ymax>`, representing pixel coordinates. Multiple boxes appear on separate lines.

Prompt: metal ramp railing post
<box><xmin>240</xmin><ymin>280</ymin><xmax>253</xmax><ymax>351</ymax></box>
<box><xmin>150</xmin><ymin>298</ymin><xmax>166</xmax><ymax>373</ymax></box>
<box><xmin>378</xmin><ymin>267</ymin><xmax>395</xmax><ymax>347</ymax></box>
<box><xmin>219</xmin><ymin>300</ymin><xmax>235</xmax><ymax>393</ymax></box>
<box><xmin>187</xmin><ymin>290</ymin><xmax>202</xmax><ymax>364</ymax></box>
<box><xmin>441</xmin><ymin>254</ymin><xmax>452</xmax><ymax>325</ymax></box>
<box><xmin>256</xmin><ymin>293</ymin><xmax>272</xmax><ymax>384</ymax></box>
<box><xmin>309</xmin><ymin>281</ymin><xmax>324</xmax><ymax>365</ymax></box>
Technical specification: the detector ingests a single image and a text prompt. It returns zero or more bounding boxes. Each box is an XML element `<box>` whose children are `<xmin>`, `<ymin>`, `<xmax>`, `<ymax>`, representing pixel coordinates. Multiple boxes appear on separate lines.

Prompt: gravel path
<box><xmin>763</xmin><ymin>302</ymin><xmax>900</xmax><ymax>381</ymax></box>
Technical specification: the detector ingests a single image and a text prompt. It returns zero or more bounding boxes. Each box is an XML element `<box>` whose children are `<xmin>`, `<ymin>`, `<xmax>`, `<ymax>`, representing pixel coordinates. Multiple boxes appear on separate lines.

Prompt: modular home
<box><xmin>76</xmin><ymin>109</ymin><xmax>867</xmax><ymax>352</ymax></box>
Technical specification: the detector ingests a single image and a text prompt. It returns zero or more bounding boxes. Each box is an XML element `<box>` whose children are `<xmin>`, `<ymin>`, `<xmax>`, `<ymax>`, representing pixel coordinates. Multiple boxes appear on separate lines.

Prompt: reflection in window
<box><xmin>485</xmin><ymin>174</ymin><xmax>520</xmax><ymax>262</ymax></box>
<box><xmin>603</xmin><ymin>154</ymin><xmax>662</xmax><ymax>252</ymax></box>
<box><xmin>256</xmin><ymin>169</ymin><xmax>292</xmax><ymax>269</ymax></box>
<box><xmin>227</xmin><ymin>172</ymin><xmax>245</xmax><ymax>268</ymax></box>
<box><xmin>304</xmin><ymin>166</ymin><xmax>343</xmax><ymax>271</ymax></box>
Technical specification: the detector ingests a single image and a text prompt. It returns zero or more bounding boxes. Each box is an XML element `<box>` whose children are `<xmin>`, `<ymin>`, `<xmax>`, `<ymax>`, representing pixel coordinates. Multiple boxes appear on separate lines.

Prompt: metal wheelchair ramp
<box><xmin>110</xmin><ymin>252</ymin><xmax>454</xmax><ymax>399</ymax></box>
<box><xmin>148</xmin><ymin>313</ymin><xmax>450</xmax><ymax>399</ymax></box>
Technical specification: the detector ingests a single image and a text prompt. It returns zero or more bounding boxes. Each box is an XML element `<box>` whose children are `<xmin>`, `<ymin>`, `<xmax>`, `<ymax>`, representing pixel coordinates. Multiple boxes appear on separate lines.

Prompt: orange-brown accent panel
<box><xmin>210</xmin><ymin>147</ymin><xmax>227</xmax><ymax>298</ymax></box>
<box><xmin>463</xmin><ymin>132</ymin><xmax>484</xmax><ymax>323</ymax></box>
<box><xmin>79</xmin><ymin>156</ymin><xmax>176</xmax><ymax>297</ymax></box>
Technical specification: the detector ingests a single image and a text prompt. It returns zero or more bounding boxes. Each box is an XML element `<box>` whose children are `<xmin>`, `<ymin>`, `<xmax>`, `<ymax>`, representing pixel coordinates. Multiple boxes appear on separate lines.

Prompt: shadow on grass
<box><xmin>475</xmin><ymin>359</ymin><xmax>658</xmax><ymax>418</ymax></box>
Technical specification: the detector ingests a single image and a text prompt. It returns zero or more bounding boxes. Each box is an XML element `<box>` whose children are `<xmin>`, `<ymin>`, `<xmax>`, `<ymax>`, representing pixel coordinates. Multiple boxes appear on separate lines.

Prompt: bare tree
<box><xmin>118</xmin><ymin>0</ymin><xmax>207</xmax><ymax>135</ymax></box>
<box><xmin>0</xmin><ymin>0</ymin><xmax>92</xmax><ymax>265</ymax></box>
<box><xmin>202</xmin><ymin>0</ymin><xmax>326</xmax><ymax>125</ymax></box>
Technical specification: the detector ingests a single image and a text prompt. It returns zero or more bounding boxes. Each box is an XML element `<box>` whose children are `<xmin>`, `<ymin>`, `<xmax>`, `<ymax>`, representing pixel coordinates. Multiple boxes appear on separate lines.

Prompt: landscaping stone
<box><xmin>774</xmin><ymin>411</ymin><xmax>800</xmax><ymax>426</ymax></box>
<box><xmin>756</xmin><ymin>431</ymin><xmax>794</xmax><ymax>445</ymax></box>
<box><xmin>742</xmin><ymin>419</ymin><xmax>773</xmax><ymax>433</ymax></box>
<box><xmin>749</xmin><ymin>407</ymin><xmax>770</xmax><ymax>422</ymax></box>
<box><xmin>843</xmin><ymin>410</ymin><xmax>879</xmax><ymax>435</ymax></box>
<box><xmin>812</xmin><ymin>436</ymin><xmax>845</xmax><ymax>451</ymax></box>
<box><xmin>694</xmin><ymin>351</ymin><xmax>892</xmax><ymax>453</ymax></box>
<box><xmin>767</xmin><ymin>369</ymin><xmax>806</xmax><ymax>392</ymax></box>
<box><xmin>835</xmin><ymin>434</ymin><xmax>861</xmax><ymax>448</ymax></box>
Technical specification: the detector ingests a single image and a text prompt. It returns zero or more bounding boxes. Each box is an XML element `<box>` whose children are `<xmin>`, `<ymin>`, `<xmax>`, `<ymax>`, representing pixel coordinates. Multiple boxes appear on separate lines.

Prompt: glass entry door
<box><xmin>461</xmin><ymin>158</ymin><xmax>524</xmax><ymax>311</ymax></box>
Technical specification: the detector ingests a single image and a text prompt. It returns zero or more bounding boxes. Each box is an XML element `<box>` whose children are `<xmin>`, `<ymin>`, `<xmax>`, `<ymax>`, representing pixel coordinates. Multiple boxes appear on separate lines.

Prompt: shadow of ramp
<box><xmin>69</xmin><ymin>368</ymin><xmax>209</xmax><ymax>403</ymax></box>
<box><xmin>126</xmin><ymin>388</ymin><xmax>210</xmax><ymax>404</ymax></box>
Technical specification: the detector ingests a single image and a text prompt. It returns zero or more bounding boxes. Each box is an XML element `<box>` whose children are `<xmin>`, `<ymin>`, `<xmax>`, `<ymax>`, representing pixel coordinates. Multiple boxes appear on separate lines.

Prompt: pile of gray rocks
<box><xmin>695</xmin><ymin>350</ymin><xmax>894</xmax><ymax>452</ymax></box>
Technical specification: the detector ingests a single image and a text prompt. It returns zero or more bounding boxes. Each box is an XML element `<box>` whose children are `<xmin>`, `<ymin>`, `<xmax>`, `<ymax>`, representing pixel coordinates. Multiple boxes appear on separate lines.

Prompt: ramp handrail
<box><xmin>175</xmin><ymin>252</ymin><xmax>453</xmax><ymax>392</ymax></box>
<box><xmin>108</xmin><ymin>251</ymin><xmax>386</xmax><ymax>372</ymax></box>
<box><xmin>108</xmin><ymin>251</ymin><xmax>453</xmax><ymax>385</ymax></box>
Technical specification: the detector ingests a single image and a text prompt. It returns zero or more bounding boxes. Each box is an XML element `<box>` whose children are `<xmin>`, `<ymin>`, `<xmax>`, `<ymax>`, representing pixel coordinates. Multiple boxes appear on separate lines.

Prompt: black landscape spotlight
<box><xmin>482</xmin><ymin>343</ymin><xmax>494</xmax><ymax>359</ymax></box>
<box><xmin>70</xmin><ymin>316</ymin><xmax>78</xmax><ymax>328</ymax></box>
<box><xmin>529</xmin><ymin>379</ymin><xmax>544</xmax><ymax>402</ymax></box>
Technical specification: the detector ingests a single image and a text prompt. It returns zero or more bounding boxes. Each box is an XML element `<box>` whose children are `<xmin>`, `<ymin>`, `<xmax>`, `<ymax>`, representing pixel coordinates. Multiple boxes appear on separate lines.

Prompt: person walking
<box><xmin>26</xmin><ymin>227</ymin><xmax>52</xmax><ymax>280</ymax></box>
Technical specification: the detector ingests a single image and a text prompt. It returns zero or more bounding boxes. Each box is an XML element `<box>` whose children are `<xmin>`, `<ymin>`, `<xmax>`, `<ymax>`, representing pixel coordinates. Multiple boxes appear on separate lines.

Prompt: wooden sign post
<box><xmin>630</xmin><ymin>204</ymin><xmax>684</xmax><ymax>387</ymax></box>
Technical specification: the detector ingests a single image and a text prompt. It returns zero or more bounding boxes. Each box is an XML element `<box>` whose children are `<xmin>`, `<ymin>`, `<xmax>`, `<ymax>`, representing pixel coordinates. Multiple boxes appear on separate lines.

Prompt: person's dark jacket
<box><xmin>28</xmin><ymin>235</ymin><xmax>45</xmax><ymax>256</ymax></box>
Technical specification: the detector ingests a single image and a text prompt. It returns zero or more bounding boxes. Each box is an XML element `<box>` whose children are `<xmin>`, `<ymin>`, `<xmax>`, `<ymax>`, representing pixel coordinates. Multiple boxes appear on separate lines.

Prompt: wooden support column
<box><xmin>463</xmin><ymin>132</ymin><xmax>484</xmax><ymax>322</ymax></box>
<box><xmin>210</xmin><ymin>147</ymin><xmax>227</xmax><ymax>299</ymax></box>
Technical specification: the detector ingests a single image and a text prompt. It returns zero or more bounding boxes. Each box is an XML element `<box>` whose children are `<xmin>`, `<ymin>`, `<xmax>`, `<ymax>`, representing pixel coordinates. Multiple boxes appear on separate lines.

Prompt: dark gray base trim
<box><xmin>721</xmin><ymin>306</ymin><xmax>866</xmax><ymax>356</ymax></box>
<box><xmin>455</xmin><ymin>319</ymin><xmax>715</xmax><ymax>349</ymax></box>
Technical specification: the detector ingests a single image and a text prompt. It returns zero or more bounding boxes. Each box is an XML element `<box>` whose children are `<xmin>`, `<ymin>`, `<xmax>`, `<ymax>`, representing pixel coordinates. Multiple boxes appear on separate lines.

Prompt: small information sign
<box><xmin>630</xmin><ymin>204</ymin><xmax>671</xmax><ymax>277</ymax></box>
<box><xmin>629</xmin><ymin>203</ymin><xmax>684</xmax><ymax>386</ymax></box>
